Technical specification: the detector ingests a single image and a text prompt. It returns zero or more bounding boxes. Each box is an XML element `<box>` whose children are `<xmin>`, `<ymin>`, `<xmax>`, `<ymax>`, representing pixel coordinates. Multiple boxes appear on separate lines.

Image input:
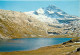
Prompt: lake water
<box><xmin>0</xmin><ymin>38</ymin><xmax>72</xmax><ymax>52</ymax></box>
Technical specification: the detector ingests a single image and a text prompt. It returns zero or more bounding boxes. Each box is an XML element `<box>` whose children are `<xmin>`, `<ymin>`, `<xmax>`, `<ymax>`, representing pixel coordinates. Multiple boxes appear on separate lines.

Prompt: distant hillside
<box><xmin>0</xmin><ymin>9</ymin><xmax>51</xmax><ymax>39</ymax></box>
<box><xmin>0</xmin><ymin>9</ymin><xmax>80</xmax><ymax>39</ymax></box>
<box><xmin>24</xmin><ymin>5</ymin><xmax>79</xmax><ymax>25</ymax></box>
<box><xmin>24</xmin><ymin>5</ymin><xmax>80</xmax><ymax>37</ymax></box>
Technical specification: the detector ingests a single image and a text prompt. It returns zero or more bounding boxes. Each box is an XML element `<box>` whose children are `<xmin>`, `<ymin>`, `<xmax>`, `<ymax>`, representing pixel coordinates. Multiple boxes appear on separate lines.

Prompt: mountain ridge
<box><xmin>24</xmin><ymin>5</ymin><xmax>79</xmax><ymax>24</ymax></box>
<box><xmin>0</xmin><ymin>9</ymin><xmax>52</xmax><ymax>39</ymax></box>
<box><xmin>0</xmin><ymin>5</ymin><xmax>80</xmax><ymax>39</ymax></box>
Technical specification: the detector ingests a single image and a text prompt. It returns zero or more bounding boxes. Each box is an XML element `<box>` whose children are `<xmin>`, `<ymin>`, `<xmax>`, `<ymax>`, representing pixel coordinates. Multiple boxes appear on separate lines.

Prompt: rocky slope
<box><xmin>46</xmin><ymin>19</ymin><xmax>80</xmax><ymax>37</ymax></box>
<box><xmin>0</xmin><ymin>5</ymin><xmax>80</xmax><ymax>39</ymax></box>
<box><xmin>64</xmin><ymin>20</ymin><xmax>80</xmax><ymax>37</ymax></box>
<box><xmin>0</xmin><ymin>9</ymin><xmax>51</xmax><ymax>39</ymax></box>
<box><xmin>24</xmin><ymin>5</ymin><xmax>80</xmax><ymax>37</ymax></box>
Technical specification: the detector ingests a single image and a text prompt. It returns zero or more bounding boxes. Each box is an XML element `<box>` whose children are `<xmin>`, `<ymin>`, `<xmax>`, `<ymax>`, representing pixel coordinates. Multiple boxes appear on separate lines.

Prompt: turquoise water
<box><xmin>0</xmin><ymin>38</ymin><xmax>72</xmax><ymax>52</ymax></box>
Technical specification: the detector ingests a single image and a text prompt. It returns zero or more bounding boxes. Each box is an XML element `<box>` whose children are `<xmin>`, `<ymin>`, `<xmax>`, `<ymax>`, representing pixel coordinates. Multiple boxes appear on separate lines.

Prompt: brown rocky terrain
<box><xmin>0</xmin><ymin>9</ymin><xmax>52</xmax><ymax>39</ymax></box>
<box><xmin>0</xmin><ymin>9</ymin><xmax>80</xmax><ymax>39</ymax></box>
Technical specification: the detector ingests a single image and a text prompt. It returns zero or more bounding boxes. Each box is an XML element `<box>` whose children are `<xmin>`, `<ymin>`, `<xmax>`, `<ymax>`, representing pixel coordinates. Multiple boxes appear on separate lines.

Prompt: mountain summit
<box><xmin>34</xmin><ymin>5</ymin><xmax>75</xmax><ymax>18</ymax></box>
<box><xmin>24</xmin><ymin>5</ymin><xmax>79</xmax><ymax>24</ymax></box>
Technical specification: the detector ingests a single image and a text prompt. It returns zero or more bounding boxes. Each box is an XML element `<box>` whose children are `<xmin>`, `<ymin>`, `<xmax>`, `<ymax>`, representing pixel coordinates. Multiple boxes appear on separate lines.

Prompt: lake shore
<box><xmin>0</xmin><ymin>37</ymin><xmax>80</xmax><ymax>55</ymax></box>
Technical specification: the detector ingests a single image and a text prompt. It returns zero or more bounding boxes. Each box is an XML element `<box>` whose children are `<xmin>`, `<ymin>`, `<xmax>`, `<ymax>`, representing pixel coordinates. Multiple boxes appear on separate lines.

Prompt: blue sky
<box><xmin>0</xmin><ymin>0</ymin><xmax>79</xmax><ymax>1</ymax></box>
<box><xmin>0</xmin><ymin>1</ymin><xmax>79</xmax><ymax>17</ymax></box>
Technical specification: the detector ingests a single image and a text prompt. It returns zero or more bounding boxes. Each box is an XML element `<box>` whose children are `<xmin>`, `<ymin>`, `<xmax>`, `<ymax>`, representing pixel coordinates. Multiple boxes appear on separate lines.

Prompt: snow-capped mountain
<box><xmin>24</xmin><ymin>5</ymin><xmax>79</xmax><ymax>25</ymax></box>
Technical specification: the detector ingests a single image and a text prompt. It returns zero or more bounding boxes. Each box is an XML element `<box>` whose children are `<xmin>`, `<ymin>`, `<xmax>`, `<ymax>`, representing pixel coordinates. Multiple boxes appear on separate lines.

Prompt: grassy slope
<box><xmin>0</xmin><ymin>9</ymin><xmax>79</xmax><ymax>39</ymax></box>
<box><xmin>0</xmin><ymin>9</ymin><xmax>49</xmax><ymax>39</ymax></box>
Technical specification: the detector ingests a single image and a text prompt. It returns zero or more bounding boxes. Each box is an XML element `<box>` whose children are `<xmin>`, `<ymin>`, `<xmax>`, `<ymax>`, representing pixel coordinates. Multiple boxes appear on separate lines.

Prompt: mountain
<box><xmin>65</xmin><ymin>20</ymin><xmax>80</xmax><ymax>37</ymax></box>
<box><xmin>24</xmin><ymin>5</ymin><xmax>79</xmax><ymax>24</ymax></box>
<box><xmin>0</xmin><ymin>5</ymin><xmax>79</xmax><ymax>39</ymax></box>
<box><xmin>0</xmin><ymin>9</ymin><xmax>51</xmax><ymax>39</ymax></box>
<box><xmin>24</xmin><ymin>5</ymin><xmax>80</xmax><ymax>37</ymax></box>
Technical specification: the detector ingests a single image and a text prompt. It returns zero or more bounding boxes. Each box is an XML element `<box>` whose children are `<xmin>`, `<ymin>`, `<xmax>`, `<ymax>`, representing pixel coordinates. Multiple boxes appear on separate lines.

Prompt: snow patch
<box><xmin>36</xmin><ymin>8</ymin><xmax>44</xmax><ymax>14</ymax></box>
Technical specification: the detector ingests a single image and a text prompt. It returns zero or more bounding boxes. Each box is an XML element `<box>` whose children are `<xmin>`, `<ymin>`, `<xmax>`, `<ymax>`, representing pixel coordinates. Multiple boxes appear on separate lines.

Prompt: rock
<box><xmin>65</xmin><ymin>45</ymin><xmax>73</xmax><ymax>47</ymax></box>
<box><xmin>48</xmin><ymin>32</ymin><xmax>60</xmax><ymax>35</ymax></box>
<box><xmin>72</xmin><ymin>47</ymin><xmax>80</xmax><ymax>53</ymax></box>
<box><xmin>76</xmin><ymin>48</ymin><xmax>80</xmax><ymax>52</ymax></box>
<box><xmin>62</xmin><ymin>42</ymin><xmax>67</xmax><ymax>45</ymax></box>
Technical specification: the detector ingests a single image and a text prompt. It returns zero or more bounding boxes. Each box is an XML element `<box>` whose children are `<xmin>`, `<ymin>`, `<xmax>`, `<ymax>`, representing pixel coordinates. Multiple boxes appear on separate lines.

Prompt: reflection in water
<box><xmin>0</xmin><ymin>38</ymin><xmax>72</xmax><ymax>52</ymax></box>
